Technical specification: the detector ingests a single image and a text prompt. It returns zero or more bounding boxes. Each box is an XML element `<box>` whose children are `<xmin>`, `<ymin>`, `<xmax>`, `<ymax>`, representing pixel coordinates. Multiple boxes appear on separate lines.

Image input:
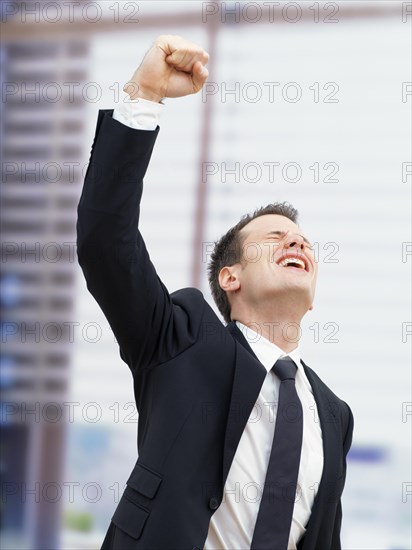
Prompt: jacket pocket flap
<box><xmin>126</xmin><ymin>462</ymin><xmax>162</xmax><ymax>499</ymax></box>
<box><xmin>111</xmin><ymin>488</ymin><xmax>149</xmax><ymax>539</ymax></box>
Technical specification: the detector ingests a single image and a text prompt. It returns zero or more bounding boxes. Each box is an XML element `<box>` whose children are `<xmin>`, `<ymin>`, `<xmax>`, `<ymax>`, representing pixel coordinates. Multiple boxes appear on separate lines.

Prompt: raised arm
<box><xmin>76</xmin><ymin>35</ymin><xmax>209</xmax><ymax>373</ymax></box>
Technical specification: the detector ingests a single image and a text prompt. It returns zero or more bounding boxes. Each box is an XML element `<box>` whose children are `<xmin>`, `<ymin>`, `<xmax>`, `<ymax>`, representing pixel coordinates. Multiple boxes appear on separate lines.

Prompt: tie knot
<box><xmin>272</xmin><ymin>357</ymin><xmax>297</xmax><ymax>381</ymax></box>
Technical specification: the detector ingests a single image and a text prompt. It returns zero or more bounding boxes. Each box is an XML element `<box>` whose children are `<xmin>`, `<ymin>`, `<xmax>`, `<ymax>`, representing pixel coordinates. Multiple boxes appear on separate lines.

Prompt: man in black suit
<box><xmin>77</xmin><ymin>35</ymin><xmax>353</xmax><ymax>550</ymax></box>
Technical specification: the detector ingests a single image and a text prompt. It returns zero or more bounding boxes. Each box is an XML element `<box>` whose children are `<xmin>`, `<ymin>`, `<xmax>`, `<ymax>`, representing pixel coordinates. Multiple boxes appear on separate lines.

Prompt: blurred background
<box><xmin>1</xmin><ymin>1</ymin><xmax>411</xmax><ymax>548</ymax></box>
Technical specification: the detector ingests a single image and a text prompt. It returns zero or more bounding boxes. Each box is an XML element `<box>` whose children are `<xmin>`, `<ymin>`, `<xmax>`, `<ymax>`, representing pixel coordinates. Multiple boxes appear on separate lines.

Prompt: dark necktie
<box><xmin>250</xmin><ymin>357</ymin><xmax>303</xmax><ymax>550</ymax></box>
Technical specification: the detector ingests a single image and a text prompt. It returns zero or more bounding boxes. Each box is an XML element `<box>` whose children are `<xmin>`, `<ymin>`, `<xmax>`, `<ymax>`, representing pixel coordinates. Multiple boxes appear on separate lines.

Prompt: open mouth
<box><xmin>276</xmin><ymin>256</ymin><xmax>309</xmax><ymax>272</ymax></box>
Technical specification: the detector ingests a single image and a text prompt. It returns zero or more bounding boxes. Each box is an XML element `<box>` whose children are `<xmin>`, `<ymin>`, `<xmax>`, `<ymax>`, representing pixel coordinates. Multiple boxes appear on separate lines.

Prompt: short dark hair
<box><xmin>207</xmin><ymin>202</ymin><xmax>298</xmax><ymax>323</ymax></box>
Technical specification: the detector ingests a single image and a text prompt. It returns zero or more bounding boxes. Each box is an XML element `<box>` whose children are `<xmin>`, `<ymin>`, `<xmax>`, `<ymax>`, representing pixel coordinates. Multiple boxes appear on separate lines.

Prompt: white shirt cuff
<box><xmin>112</xmin><ymin>92</ymin><xmax>163</xmax><ymax>131</ymax></box>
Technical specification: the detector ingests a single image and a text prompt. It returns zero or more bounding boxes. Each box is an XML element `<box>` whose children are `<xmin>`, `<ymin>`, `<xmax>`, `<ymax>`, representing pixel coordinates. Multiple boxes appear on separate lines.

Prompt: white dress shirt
<box><xmin>112</xmin><ymin>97</ymin><xmax>324</xmax><ymax>549</ymax></box>
<box><xmin>112</xmin><ymin>92</ymin><xmax>163</xmax><ymax>130</ymax></box>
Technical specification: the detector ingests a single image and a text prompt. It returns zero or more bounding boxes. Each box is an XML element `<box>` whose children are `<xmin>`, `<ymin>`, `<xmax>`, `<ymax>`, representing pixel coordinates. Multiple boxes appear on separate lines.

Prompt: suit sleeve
<box><xmin>331</xmin><ymin>403</ymin><xmax>354</xmax><ymax>549</ymax></box>
<box><xmin>76</xmin><ymin>110</ymin><xmax>197</xmax><ymax>372</ymax></box>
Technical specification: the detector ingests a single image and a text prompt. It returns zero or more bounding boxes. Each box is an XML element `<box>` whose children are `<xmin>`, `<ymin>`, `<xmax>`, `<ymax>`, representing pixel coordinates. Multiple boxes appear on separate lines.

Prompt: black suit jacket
<box><xmin>76</xmin><ymin>110</ymin><xmax>354</xmax><ymax>550</ymax></box>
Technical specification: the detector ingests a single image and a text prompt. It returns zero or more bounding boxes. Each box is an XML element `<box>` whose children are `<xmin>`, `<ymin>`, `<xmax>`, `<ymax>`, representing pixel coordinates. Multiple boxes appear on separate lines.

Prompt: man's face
<box><xmin>229</xmin><ymin>214</ymin><xmax>318</xmax><ymax>314</ymax></box>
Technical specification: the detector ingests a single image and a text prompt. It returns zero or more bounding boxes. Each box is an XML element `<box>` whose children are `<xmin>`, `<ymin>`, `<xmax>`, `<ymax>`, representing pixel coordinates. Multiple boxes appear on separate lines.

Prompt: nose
<box><xmin>284</xmin><ymin>233</ymin><xmax>305</xmax><ymax>250</ymax></box>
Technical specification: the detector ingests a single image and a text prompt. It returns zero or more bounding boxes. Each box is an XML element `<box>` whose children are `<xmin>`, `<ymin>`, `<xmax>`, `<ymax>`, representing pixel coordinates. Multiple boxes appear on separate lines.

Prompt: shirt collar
<box><xmin>235</xmin><ymin>321</ymin><xmax>301</xmax><ymax>374</ymax></box>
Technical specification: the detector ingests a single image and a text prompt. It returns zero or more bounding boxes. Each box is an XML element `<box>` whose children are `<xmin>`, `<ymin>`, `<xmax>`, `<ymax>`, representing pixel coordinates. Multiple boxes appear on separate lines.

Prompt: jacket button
<box><xmin>209</xmin><ymin>496</ymin><xmax>219</xmax><ymax>510</ymax></box>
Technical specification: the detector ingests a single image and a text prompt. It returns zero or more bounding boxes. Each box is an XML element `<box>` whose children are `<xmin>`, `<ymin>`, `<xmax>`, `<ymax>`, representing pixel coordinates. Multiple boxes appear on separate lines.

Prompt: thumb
<box><xmin>165</xmin><ymin>50</ymin><xmax>181</xmax><ymax>66</ymax></box>
<box><xmin>191</xmin><ymin>61</ymin><xmax>209</xmax><ymax>93</ymax></box>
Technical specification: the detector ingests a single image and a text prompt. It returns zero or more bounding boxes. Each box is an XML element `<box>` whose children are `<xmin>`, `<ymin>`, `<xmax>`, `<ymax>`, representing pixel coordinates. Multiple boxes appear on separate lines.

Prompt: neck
<box><xmin>233</xmin><ymin>301</ymin><xmax>306</xmax><ymax>354</ymax></box>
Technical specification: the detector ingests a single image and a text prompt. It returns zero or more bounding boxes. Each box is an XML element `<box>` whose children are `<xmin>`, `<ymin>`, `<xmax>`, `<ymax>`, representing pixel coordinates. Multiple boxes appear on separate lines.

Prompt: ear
<box><xmin>218</xmin><ymin>265</ymin><xmax>241</xmax><ymax>293</ymax></box>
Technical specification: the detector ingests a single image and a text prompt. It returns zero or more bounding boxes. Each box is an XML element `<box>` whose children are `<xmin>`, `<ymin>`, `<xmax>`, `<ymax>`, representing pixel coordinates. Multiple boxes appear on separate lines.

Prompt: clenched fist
<box><xmin>124</xmin><ymin>35</ymin><xmax>210</xmax><ymax>103</ymax></box>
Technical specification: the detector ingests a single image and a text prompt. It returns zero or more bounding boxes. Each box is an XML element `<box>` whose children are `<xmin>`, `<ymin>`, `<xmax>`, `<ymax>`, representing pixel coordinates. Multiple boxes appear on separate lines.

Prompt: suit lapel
<box><xmin>221</xmin><ymin>321</ymin><xmax>267</xmax><ymax>486</ymax></box>
<box><xmin>299</xmin><ymin>362</ymin><xmax>342</xmax><ymax>548</ymax></box>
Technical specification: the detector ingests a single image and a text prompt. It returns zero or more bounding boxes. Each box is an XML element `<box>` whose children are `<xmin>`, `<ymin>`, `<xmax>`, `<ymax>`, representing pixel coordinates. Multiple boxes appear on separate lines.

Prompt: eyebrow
<box><xmin>266</xmin><ymin>231</ymin><xmax>312</xmax><ymax>245</ymax></box>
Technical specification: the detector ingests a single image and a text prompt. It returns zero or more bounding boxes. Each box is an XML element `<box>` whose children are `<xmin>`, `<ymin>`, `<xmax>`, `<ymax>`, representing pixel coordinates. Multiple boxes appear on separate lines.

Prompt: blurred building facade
<box><xmin>1</xmin><ymin>2</ymin><xmax>90</xmax><ymax>546</ymax></box>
